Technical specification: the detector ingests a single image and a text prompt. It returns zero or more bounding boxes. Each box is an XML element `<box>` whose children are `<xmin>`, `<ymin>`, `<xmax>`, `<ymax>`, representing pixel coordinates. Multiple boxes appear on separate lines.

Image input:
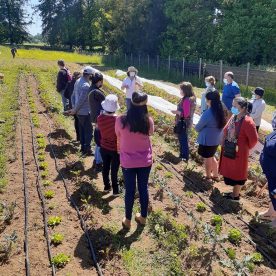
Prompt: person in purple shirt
<box><xmin>222</xmin><ymin>71</ymin><xmax>241</xmax><ymax>111</ymax></box>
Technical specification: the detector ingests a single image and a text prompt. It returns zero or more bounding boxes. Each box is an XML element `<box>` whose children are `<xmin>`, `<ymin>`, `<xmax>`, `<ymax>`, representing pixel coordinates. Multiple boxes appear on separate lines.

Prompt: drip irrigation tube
<box><xmin>42</xmin><ymin>112</ymin><xmax>103</xmax><ymax>276</ymax></box>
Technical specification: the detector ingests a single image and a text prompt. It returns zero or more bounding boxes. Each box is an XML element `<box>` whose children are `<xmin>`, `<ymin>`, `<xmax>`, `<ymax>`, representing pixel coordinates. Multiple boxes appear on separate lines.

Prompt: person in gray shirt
<box><xmin>68</xmin><ymin>66</ymin><xmax>95</xmax><ymax>155</ymax></box>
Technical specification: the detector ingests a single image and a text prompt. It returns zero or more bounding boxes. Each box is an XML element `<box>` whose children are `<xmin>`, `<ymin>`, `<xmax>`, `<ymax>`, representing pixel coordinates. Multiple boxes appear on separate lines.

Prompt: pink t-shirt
<box><xmin>115</xmin><ymin>116</ymin><xmax>154</xmax><ymax>168</ymax></box>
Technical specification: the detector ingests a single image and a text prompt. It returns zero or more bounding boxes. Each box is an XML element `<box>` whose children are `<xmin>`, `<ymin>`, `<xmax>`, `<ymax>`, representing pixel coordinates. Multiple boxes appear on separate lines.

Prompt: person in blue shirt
<box><xmin>259</xmin><ymin>112</ymin><xmax>276</xmax><ymax>227</ymax></box>
<box><xmin>222</xmin><ymin>71</ymin><xmax>241</xmax><ymax>111</ymax></box>
<box><xmin>195</xmin><ymin>91</ymin><xmax>227</xmax><ymax>180</ymax></box>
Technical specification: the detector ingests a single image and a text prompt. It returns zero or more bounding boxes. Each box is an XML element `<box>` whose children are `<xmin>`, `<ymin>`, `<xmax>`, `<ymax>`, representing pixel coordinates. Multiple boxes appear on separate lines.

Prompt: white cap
<box><xmin>83</xmin><ymin>66</ymin><xmax>95</xmax><ymax>75</ymax></box>
<box><xmin>101</xmin><ymin>94</ymin><xmax>120</xmax><ymax>113</ymax></box>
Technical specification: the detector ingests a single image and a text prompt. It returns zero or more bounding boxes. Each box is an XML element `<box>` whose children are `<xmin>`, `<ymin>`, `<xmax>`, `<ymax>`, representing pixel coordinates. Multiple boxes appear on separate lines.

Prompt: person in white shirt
<box><xmin>201</xmin><ymin>75</ymin><xmax>216</xmax><ymax>114</ymax></box>
<box><xmin>121</xmin><ymin>66</ymin><xmax>143</xmax><ymax>110</ymax></box>
<box><xmin>250</xmin><ymin>87</ymin><xmax>266</xmax><ymax>132</ymax></box>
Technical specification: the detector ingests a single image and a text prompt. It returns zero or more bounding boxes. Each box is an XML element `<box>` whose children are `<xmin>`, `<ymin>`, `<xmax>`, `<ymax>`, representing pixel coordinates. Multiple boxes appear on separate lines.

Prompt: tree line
<box><xmin>0</xmin><ymin>0</ymin><xmax>275</xmax><ymax>65</ymax></box>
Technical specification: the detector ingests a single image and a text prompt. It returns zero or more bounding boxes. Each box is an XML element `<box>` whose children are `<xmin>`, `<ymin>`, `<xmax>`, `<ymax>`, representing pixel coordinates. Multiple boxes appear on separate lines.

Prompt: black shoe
<box><xmin>223</xmin><ymin>193</ymin><xmax>240</xmax><ymax>201</ymax></box>
<box><xmin>95</xmin><ymin>163</ymin><xmax>103</xmax><ymax>172</ymax></box>
<box><xmin>82</xmin><ymin>150</ymin><xmax>94</xmax><ymax>157</ymax></box>
<box><xmin>104</xmin><ymin>186</ymin><xmax>111</xmax><ymax>192</ymax></box>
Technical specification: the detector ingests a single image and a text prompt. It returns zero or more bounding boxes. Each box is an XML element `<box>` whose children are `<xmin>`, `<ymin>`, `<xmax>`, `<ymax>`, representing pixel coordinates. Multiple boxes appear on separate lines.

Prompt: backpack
<box><xmin>63</xmin><ymin>68</ymin><xmax>72</xmax><ymax>82</ymax></box>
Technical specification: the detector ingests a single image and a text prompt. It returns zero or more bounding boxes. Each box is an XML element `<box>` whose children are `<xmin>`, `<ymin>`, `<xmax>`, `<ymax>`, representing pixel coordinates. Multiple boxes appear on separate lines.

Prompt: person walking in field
<box><xmin>259</xmin><ymin>112</ymin><xmax>276</xmax><ymax>227</ymax></box>
<box><xmin>64</xmin><ymin>71</ymin><xmax>81</xmax><ymax>141</ymax></box>
<box><xmin>250</xmin><ymin>87</ymin><xmax>266</xmax><ymax>132</ymax></box>
<box><xmin>88</xmin><ymin>72</ymin><xmax>105</xmax><ymax>170</ymax></box>
<box><xmin>11</xmin><ymin>47</ymin><xmax>17</xmax><ymax>58</ymax></box>
<box><xmin>222</xmin><ymin>71</ymin><xmax>241</xmax><ymax>112</ymax></box>
<box><xmin>115</xmin><ymin>92</ymin><xmax>154</xmax><ymax>229</ymax></box>
<box><xmin>219</xmin><ymin>97</ymin><xmax>258</xmax><ymax>201</ymax></box>
<box><xmin>172</xmin><ymin>82</ymin><xmax>196</xmax><ymax>162</ymax></box>
<box><xmin>97</xmin><ymin>94</ymin><xmax>120</xmax><ymax>195</ymax></box>
<box><xmin>201</xmin><ymin>76</ymin><xmax>216</xmax><ymax>114</ymax></box>
<box><xmin>67</xmin><ymin>66</ymin><xmax>94</xmax><ymax>156</ymax></box>
<box><xmin>196</xmin><ymin>91</ymin><xmax>227</xmax><ymax>180</ymax></box>
<box><xmin>56</xmin><ymin>60</ymin><xmax>72</xmax><ymax>111</ymax></box>
<box><xmin>121</xmin><ymin>66</ymin><xmax>143</xmax><ymax>110</ymax></box>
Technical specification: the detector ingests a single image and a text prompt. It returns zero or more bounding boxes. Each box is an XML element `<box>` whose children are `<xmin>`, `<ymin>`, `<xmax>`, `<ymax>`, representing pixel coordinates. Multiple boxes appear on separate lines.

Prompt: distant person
<box><xmin>67</xmin><ymin>66</ymin><xmax>94</xmax><ymax>156</ymax></box>
<box><xmin>196</xmin><ymin>91</ymin><xmax>226</xmax><ymax>180</ymax></box>
<box><xmin>88</xmin><ymin>72</ymin><xmax>105</xmax><ymax>169</ymax></box>
<box><xmin>250</xmin><ymin>87</ymin><xmax>266</xmax><ymax>132</ymax></box>
<box><xmin>97</xmin><ymin>95</ymin><xmax>120</xmax><ymax>195</ymax></box>
<box><xmin>201</xmin><ymin>76</ymin><xmax>216</xmax><ymax>114</ymax></box>
<box><xmin>219</xmin><ymin>97</ymin><xmax>258</xmax><ymax>200</ymax></box>
<box><xmin>115</xmin><ymin>92</ymin><xmax>154</xmax><ymax>229</ymax></box>
<box><xmin>64</xmin><ymin>71</ymin><xmax>81</xmax><ymax>141</ymax></box>
<box><xmin>172</xmin><ymin>82</ymin><xmax>196</xmax><ymax>162</ymax></box>
<box><xmin>11</xmin><ymin>47</ymin><xmax>17</xmax><ymax>58</ymax></box>
<box><xmin>56</xmin><ymin>60</ymin><xmax>72</xmax><ymax>111</ymax></box>
<box><xmin>121</xmin><ymin>66</ymin><xmax>143</xmax><ymax>110</ymax></box>
<box><xmin>259</xmin><ymin>112</ymin><xmax>276</xmax><ymax>227</ymax></box>
<box><xmin>222</xmin><ymin>71</ymin><xmax>241</xmax><ymax>112</ymax></box>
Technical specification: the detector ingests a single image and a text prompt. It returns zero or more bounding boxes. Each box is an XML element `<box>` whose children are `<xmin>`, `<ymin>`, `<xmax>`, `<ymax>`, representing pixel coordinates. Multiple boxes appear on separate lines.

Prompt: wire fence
<box><xmin>103</xmin><ymin>54</ymin><xmax>276</xmax><ymax>91</ymax></box>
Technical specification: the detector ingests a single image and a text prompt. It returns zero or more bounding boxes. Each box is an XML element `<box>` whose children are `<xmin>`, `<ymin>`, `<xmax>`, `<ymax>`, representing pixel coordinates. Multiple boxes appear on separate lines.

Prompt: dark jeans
<box><xmin>100</xmin><ymin>148</ymin><xmax>120</xmax><ymax>193</ymax></box>
<box><xmin>256</xmin><ymin>126</ymin><xmax>260</xmax><ymax>132</ymax></box>
<box><xmin>126</xmin><ymin>98</ymin><xmax>132</xmax><ymax>111</ymax></box>
<box><xmin>74</xmin><ymin>115</ymin><xmax>80</xmax><ymax>141</ymax></box>
<box><xmin>122</xmin><ymin>166</ymin><xmax>152</xmax><ymax>220</ymax></box>
<box><xmin>77</xmin><ymin>114</ymin><xmax>92</xmax><ymax>153</ymax></box>
<box><xmin>267</xmin><ymin>175</ymin><xmax>276</xmax><ymax>210</ymax></box>
<box><xmin>178</xmin><ymin>129</ymin><xmax>189</xmax><ymax>160</ymax></box>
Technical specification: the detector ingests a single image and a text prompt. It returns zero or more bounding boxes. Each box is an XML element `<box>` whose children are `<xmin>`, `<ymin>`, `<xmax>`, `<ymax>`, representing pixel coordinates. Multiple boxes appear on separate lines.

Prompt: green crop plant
<box><xmin>43</xmin><ymin>180</ymin><xmax>53</xmax><ymax>187</ymax></box>
<box><xmin>228</xmin><ymin>228</ymin><xmax>242</xmax><ymax>245</ymax></box>
<box><xmin>250</xmin><ymin>252</ymin><xmax>263</xmax><ymax>264</ymax></box>
<box><xmin>155</xmin><ymin>163</ymin><xmax>163</xmax><ymax>171</ymax></box>
<box><xmin>37</xmin><ymin>137</ymin><xmax>46</xmax><ymax>149</ymax></box>
<box><xmin>196</xmin><ymin>202</ymin><xmax>206</xmax><ymax>213</ymax></box>
<box><xmin>51</xmin><ymin>233</ymin><xmax>64</xmax><ymax>245</ymax></box>
<box><xmin>36</xmin><ymin>133</ymin><xmax>44</xmax><ymax>139</ymax></box>
<box><xmin>185</xmin><ymin>191</ymin><xmax>194</xmax><ymax>198</ymax></box>
<box><xmin>39</xmin><ymin>161</ymin><xmax>48</xmax><ymax>170</ymax></box>
<box><xmin>51</xmin><ymin>253</ymin><xmax>70</xmax><ymax>268</ymax></box>
<box><xmin>164</xmin><ymin>171</ymin><xmax>173</xmax><ymax>179</ymax></box>
<box><xmin>38</xmin><ymin>154</ymin><xmax>45</xmax><ymax>162</ymax></box>
<box><xmin>47</xmin><ymin>216</ymin><xmax>62</xmax><ymax>227</ymax></box>
<box><xmin>0</xmin><ymin>202</ymin><xmax>16</xmax><ymax>228</ymax></box>
<box><xmin>226</xmin><ymin>248</ymin><xmax>236</xmax><ymax>260</ymax></box>
<box><xmin>0</xmin><ymin>231</ymin><xmax>17</xmax><ymax>263</ymax></box>
<box><xmin>44</xmin><ymin>190</ymin><xmax>55</xmax><ymax>199</ymax></box>
<box><xmin>211</xmin><ymin>215</ymin><xmax>223</xmax><ymax>234</ymax></box>
<box><xmin>41</xmin><ymin>171</ymin><xmax>48</xmax><ymax>179</ymax></box>
<box><xmin>32</xmin><ymin>116</ymin><xmax>40</xmax><ymax>127</ymax></box>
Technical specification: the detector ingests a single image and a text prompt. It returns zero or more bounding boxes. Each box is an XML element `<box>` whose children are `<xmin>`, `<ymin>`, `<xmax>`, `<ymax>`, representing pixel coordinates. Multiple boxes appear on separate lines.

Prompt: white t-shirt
<box><xmin>122</xmin><ymin>76</ymin><xmax>143</xmax><ymax>99</ymax></box>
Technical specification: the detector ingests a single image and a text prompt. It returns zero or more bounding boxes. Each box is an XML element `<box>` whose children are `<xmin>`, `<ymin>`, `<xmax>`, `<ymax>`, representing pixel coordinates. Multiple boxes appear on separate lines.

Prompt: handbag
<box><xmin>174</xmin><ymin>118</ymin><xmax>186</xmax><ymax>134</ymax></box>
<box><xmin>223</xmin><ymin>117</ymin><xmax>244</xmax><ymax>159</ymax></box>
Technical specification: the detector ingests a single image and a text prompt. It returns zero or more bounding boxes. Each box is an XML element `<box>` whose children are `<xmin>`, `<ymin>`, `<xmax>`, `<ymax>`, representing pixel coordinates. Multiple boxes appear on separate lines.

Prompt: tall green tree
<box><xmin>0</xmin><ymin>0</ymin><xmax>30</xmax><ymax>44</ymax></box>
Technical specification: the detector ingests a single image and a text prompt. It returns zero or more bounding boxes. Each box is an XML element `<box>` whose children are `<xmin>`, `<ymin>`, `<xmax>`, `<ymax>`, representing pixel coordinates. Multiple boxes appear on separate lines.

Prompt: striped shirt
<box><xmin>97</xmin><ymin>114</ymin><xmax>117</xmax><ymax>151</ymax></box>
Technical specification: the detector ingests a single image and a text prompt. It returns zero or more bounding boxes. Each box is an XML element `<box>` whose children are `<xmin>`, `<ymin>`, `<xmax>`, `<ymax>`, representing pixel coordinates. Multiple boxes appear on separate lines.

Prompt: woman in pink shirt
<box><xmin>115</xmin><ymin>92</ymin><xmax>154</xmax><ymax>229</ymax></box>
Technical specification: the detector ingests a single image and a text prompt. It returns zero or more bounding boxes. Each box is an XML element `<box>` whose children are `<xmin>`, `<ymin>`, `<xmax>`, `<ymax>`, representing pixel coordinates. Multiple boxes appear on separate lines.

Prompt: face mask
<box><xmin>129</xmin><ymin>72</ymin><xmax>135</xmax><ymax>78</ymax></box>
<box><xmin>231</xmin><ymin>106</ymin><xmax>240</xmax><ymax>115</ymax></box>
<box><xmin>205</xmin><ymin>82</ymin><xmax>211</xmax><ymax>88</ymax></box>
<box><xmin>223</xmin><ymin>78</ymin><xmax>228</xmax><ymax>84</ymax></box>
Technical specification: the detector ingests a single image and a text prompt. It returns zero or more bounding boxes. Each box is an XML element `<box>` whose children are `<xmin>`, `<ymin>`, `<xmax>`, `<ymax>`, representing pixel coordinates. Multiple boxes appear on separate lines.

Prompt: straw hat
<box><xmin>101</xmin><ymin>94</ymin><xmax>120</xmax><ymax>113</ymax></box>
<box><xmin>127</xmin><ymin>66</ymin><xmax>138</xmax><ymax>74</ymax></box>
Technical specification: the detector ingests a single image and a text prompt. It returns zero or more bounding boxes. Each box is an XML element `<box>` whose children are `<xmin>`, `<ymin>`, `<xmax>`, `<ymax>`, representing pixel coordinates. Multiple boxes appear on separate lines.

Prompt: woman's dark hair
<box><xmin>235</xmin><ymin>97</ymin><xmax>253</xmax><ymax>114</ymax></box>
<box><xmin>121</xmin><ymin>105</ymin><xmax>150</xmax><ymax>135</ymax></box>
<box><xmin>180</xmin><ymin>82</ymin><xmax>195</xmax><ymax>98</ymax></box>
<box><xmin>206</xmin><ymin>91</ymin><xmax>226</xmax><ymax>129</ymax></box>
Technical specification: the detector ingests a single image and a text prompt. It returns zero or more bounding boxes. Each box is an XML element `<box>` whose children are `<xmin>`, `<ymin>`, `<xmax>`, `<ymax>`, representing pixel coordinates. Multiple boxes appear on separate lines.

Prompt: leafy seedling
<box><xmin>226</xmin><ymin>248</ymin><xmax>236</xmax><ymax>260</ymax></box>
<box><xmin>164</xmin><ymin>171</ymin><xmax>173</xmax><ymax>179</ymax></box>
<box><xmin>196</xmin><ymin>202</ymin><xmax>206</xmax><ymax>212</ymax></box>
<box><xmin>0</xmin><ymin>202</ymin><xmax>16</xmax><ymax>226</ymax></box>
<box><xmin>51</xmin><ymin>233</ymin><xmax>64</xmax><ymax>245</ymax></box>
<box><xmin>41</xmin><ymin>171</ymin><xmax>48</xmax><ymax>179</ymax></box>
<box><xmin>47</xmin><ymin>216</ymin><xmax>62</xmax><ymax>227</ymax></box>
<box><xmin>155</xmin><ymin>164</ymin><xmax>163</xmax><ymax>171</ymax></box>
<box><xmin>250</xmin><ymin>252</ymin><xmax>263</xmax><ymax>264</ymax></box>
<box><xmin>39</xmin><ymin>161</ymin><xmax>48</xmax><ymax>170</ymax></box>
<box><xmin>228</xmin><ymin>228</ymin><xmax>242</xmax><ymax>245</ymax></box>
<box><xmin>185</xmin><ymin>191</ymin><xmax>194</xmax><ymax>198</ymax></box>
<box><xmin>211</xmin><ymin>215</ymin><xmax>223</xmax><ymax>234</ymax></box>
<box><xmin>36</xmin><ymin>133</ymin><xmax>44</xmax><ymax>139</ymax></box>
<box><xmin>0</xmin><ymin>231</ymin><xmax>17</xmax><ymax>263</ymax></box>
<box><xmin>38</xmin><ymin>154</ymin><xmax>46</xmax><ymax>162</ymax></box>
<box><xmin>51</xmin><ymin>253</ymin><xmax>70</xmax><ymax>268</ymax></box>
<box><xmin>43</xmin><ymin>180</ymin><xmax>53</xmax><ymax>187</ymax></box>
<box><xmin>44</xmin><ymin>190</ymin><xmax>55</xmax><ymax>199</ymax></box>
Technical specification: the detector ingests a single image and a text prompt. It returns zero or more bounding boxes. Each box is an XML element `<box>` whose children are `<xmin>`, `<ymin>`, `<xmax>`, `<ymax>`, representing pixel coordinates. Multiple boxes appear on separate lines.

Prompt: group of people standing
<box><xmin>56</xmin><ymin>61</ymin><xmax>276</xmax><ymax>229</ymax></box>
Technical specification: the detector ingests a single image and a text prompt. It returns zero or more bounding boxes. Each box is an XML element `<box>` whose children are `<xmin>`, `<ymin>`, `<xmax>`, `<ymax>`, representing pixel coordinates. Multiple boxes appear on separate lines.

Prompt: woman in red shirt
<box><xmin>219</xmin><ymin>97</ymin><xmax>258</xmax><ymax>200</ymax></box>
<box><xmin>97</xmin><ymin>94</ymin><xmax>120</xmax><ymax>195</ymax></box>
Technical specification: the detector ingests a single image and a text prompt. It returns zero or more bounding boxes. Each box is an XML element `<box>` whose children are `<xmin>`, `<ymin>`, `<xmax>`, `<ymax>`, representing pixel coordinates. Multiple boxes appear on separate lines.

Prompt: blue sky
<box><xmin>27</xmin><ymin>0</ymin><xmax>42</xmax><ymax>35</ymax></box>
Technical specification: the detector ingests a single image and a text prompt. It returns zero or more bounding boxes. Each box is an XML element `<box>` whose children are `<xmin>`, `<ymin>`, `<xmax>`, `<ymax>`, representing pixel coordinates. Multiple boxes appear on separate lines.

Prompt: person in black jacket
<box><xmin>56</xmin><ymin>60</ymin><xmax>70</xmax><ymax>111</ymax></box>
<box><xmin>259</xmin><ymin>113</ymin><xmax>276</xmax><ymax>227</ymax></box>
<box><xmin>89</xmin><ymin>72</ymin><xmax>105</xmax><ymax>169</ymax></box>
<box><xmin>64</xmin><ymin>71</ymin><xmax>81</xmax><ymax>141</ymax></box>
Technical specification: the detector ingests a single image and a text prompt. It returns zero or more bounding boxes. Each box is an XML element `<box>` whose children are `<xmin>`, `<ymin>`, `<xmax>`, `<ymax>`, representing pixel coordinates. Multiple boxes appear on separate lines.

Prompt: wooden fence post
<box><xmin>198</xmin><ymin>58</ymin><xmax>202</xmax><ymax>79</ymax></box>
<box><xmin>157</xmin><ymin>55</ymin><xmax>159</xmax><ymax>71</ymax></box>
<box><xmin>168</xmin><ymin>55</ymin><xmax>171</xmax><ymax>74</ymax></box>
<box><xmin>246</xmin><ymin>62</ymin><xmax>250</xmax><ymax>91</ymax></box>
<box><xmin>124</xmin><ymin>53</ymin><xmax>127</xmax><ymax>65</ymax></box>
<box><xmin>182</xmin><ymin>58</ymin><xmax>185</xmax><ymax>78</ymax></box>
<box><xmin>138</xmin><ymin>54</ymin><xmax>141</xmax><ymax>68</ymax></box>
<box><xmin>219</xmin><ymin>60</ymin><xmax>223</xmax><ymax>90</ymax></box>
<box><xmin>147</xmin><ymin>54</ymin><xmax>150</xmax><ymax>71</ymax></box>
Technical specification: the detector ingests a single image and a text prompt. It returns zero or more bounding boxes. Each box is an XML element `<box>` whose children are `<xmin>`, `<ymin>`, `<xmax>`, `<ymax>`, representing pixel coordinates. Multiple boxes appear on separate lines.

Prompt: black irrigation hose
<box><xmin>42</xmin><ymin>112</ymin><xmax>103</xmax><ymax>276</ymax></box>
<box><xmin>25</xmin><ymin>86</ymin><xmax>56</xmax><ymax>275</ymax></box>
<box><xmin>19</xmin><ymin>92</ymin><xmax>30</xmax><ymax>276</ymax></box>
<box><xmin>157</xmin><ymin>158</ymin><xmax>276</xmax><ymax>268</ymax></box>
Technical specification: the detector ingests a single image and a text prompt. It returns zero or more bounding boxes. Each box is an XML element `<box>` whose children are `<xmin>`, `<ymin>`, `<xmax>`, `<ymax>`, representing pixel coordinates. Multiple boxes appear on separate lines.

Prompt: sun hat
<box><xmin>127</xmin><ymin>66</ymin><xmax>138</xmax><ymax>74</ymax></box>
<box><xmin>131</xmin><ymin>91</ymin><xmax>148</xmax><ymax>106</ymax></box>
<box><xmin>253</xmin><ymin>87</ymin><xmax>265</xmax><ymax>97</ymax></box>
<box><xmin>83</xmin><ymin>66</ymin><xmax>95</xmax><ymax>75</ymax></box>
<box><xmin>101</xmin><ymin>94</ymin><xmax>120</xmax><ymax>113</ymax></box>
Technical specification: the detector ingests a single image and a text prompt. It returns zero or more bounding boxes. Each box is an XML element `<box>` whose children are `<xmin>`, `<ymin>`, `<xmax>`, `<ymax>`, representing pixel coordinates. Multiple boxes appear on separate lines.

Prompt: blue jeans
<box><xmin>61</xmin><ymin>90</ymin><xmax>69</xmax><ymax>111</ymax></box>
<box><xmin>94</xmin><ymin>145</ymin><xmax>103</xmax><ymax>164</ymax></box>
<box><xmin>77</xmin><ymin>115</ymin><xmax>92</xmax><ymax>153</ymax></box>
<box><xmin>178</xmin><ymin>129</ymin><xmax>189</xmax><ymax>160</ymax></box>
<box><xmin>122</xmin><ymin>166</ymin><xmax>152</xmax><ymax>220</ymax></box>
<box><xmin>126</xmin><ymin>98</ymin><xmax>132</xmax><ymax>111</ymax></box>
<box><xmin>267</xmin><ymin>176</ymin><xmax>276</xmax><ymax>210</ymax></box>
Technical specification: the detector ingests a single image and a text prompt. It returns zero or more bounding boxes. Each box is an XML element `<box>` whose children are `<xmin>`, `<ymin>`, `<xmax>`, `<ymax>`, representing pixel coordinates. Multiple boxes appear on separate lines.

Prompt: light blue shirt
<box><xmin>195</xmin><ymin>109</ymin><xmax>223</xmax><ymax>146</ymax></box>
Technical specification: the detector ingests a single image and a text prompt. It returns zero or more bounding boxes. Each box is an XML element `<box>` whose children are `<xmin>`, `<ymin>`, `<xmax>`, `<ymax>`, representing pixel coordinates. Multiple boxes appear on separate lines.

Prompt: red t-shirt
<box><xmin>97</xmin><ymin>114</ymin><xmax>117</xmax><ymax>151</ymax></box>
